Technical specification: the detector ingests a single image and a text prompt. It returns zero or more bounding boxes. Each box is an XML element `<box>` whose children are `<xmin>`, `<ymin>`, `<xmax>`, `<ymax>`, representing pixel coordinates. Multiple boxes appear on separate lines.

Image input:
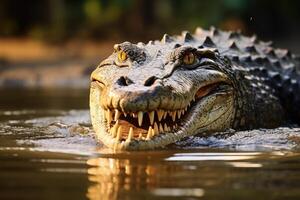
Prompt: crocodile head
<box><xmin>90</xmin><ymin>35</ymin><xmax>238</xmax><ymax>150</ymax></box>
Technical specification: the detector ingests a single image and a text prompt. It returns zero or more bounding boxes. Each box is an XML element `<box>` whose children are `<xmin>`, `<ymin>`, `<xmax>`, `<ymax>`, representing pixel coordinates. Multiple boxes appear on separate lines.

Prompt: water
<box><xmin>1</xmin><ymin>89</ymin><xmax>300</xmax><ymax>200</ymax></box>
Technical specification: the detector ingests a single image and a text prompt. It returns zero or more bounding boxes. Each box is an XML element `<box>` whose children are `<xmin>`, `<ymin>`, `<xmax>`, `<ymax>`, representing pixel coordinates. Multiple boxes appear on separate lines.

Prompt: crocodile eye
<box><xmin>183</xmin><ymin>52</ymin><xmax>195</xmax><ymax>65</ymax></box>
<box><xmin>118</xmin><ymin>50</ymin><xmax>127</xmax><ymax>62</ymax></box>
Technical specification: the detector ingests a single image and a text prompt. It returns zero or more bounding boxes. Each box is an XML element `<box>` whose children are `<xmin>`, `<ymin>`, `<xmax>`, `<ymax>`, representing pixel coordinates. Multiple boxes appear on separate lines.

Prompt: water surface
<box><xmin>1</xmin><ymin>89</ymin><xmax>300</xmax><ymax>200</ymax></box>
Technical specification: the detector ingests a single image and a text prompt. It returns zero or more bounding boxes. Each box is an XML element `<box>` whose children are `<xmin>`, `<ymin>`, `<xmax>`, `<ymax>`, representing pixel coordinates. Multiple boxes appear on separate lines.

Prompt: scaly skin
<box><xmin>90</xmin><ymin>27</ymin><xmax>300</xmax><ymax>150</ymax></box>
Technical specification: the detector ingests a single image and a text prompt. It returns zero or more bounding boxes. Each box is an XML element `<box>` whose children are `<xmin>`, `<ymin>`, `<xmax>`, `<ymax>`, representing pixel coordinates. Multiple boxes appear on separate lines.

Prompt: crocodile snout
<box><xmin>99</xmin><ymin>75</ymin><xmax>185</xmax><ymax>112</ymax></box>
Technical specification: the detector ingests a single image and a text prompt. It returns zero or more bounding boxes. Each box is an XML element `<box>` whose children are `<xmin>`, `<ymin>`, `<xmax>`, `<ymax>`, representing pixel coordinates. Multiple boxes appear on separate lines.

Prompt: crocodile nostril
<box><xmin>117</xmin><ymin>76</ymin><xmax>133</xmax><ymax>86</ymax></box>
<box><xmin>144</xmin><ymin>76</ymin><xmax>157</xmax><ymax>87</ymax></box>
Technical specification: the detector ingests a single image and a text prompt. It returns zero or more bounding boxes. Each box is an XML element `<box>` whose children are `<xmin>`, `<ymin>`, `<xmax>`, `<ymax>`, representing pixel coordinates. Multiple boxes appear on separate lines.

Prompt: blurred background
<box><xmin>0</xmin><ymin>0</ymin><xmax>300</xmax><ymax>89</ymax></box>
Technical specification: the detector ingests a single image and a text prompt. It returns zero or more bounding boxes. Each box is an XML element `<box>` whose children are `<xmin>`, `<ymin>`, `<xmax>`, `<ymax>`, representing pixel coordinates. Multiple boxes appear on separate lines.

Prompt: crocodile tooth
<box><xmin>124</xmin><ymin>112</ymin><xmax>127</xmax><ymax>117</ymax></box>
<box><xmin>116</xmin><ymin>126</ymin><xmax>122</xmax><ymax>141</ymax></box>
<box><xmin>111</xmin><ymin>121</ymin><xmax>119</xmax><ymax>137</ymax></box>
<box><xmin>148</xmin><ymin>111</ymin><xmax>155</xmax><ymax>125</ymax></box>
<box><xmin>132</xmin><ymin>113</ymin><xmax>137</xmax><ymax>118</ymax></box>
<box><xmin>147</xmin><ymin>126</ymin><xmax>153</xmax><ymax>139</ymax></box>
<box><xmin>159</xmin><ymin>123</ymin><xmax>164</xmax><ymax>133</ymax></box>
<box><xmin>154</xmin><ymin>122</ymin><xmax>159</xmax><ymax>135</ymax></box>
<box><xmin>114</xmin><ymin>109</ymin><xmax>121</xmax><ymax>121</ymax></box>
<box><xmin>157</xmin><ymin>110</ymin><xmax>164</xmax><ymax>122</ymax></box>
<box><xmin>164</xmin><ymin>123</ymin><xmax>169</xmax><ymax>132</ymax></box>
<box><xmin>138</xmin><ymin>111</ymin><xmax>143</xmax><ymax>127</ymax></box>
<box><xmin>171</xmin><ymin>111</ymin><xmax>176</xmax><ymax>121</ymax></box>
<box><xmin>151</xmin><ymin>128</ymin><xmax>155</xmax><ymax>137</ymax></box>
<box><xmin>126</xmin><ymin>127</ymin><xmax>133</xmax><ymax>142</ymax></box>
<box><xmin>177</xmin><ymin>110</ymin><xmax>181</xmax><ymax>119</ymax></box>
<box><xmin>167</xmin><ymin>125</ymin><xmax>171</xmax><ymax>131</ymax></box>
<box><xmin>163</xmin><ymin>112</ymin><xmax>168</xmax><ymax>119</ymax></box>
<box><xmin>138</xmin><ymin>132</ymin><xmax>143</xmax><ymax>139</ymax></box>
<box><xmin>120</xmin><ymin>141</ymin><xmax>125</xmax><ymax>149</ymax></box>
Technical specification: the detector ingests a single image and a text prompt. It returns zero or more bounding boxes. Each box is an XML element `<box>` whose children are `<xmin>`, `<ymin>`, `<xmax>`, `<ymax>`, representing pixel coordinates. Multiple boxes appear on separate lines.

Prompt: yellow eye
<box><xmin>118</xmin><ymin>50</ymin><xmax>127</xmax><ymax>62</ymax></box>
<box><xmin>183</xmin><ymin>52</ymin><xmax>195</xmax><ymax>65</ymax></box>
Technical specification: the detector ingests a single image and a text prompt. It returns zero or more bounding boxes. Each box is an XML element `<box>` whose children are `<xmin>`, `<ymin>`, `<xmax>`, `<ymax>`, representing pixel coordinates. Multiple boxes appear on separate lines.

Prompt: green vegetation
<box><xmin>0</xmin><ymin>0</ymin><xmax>299</xmax><ymax>42</ymax></box>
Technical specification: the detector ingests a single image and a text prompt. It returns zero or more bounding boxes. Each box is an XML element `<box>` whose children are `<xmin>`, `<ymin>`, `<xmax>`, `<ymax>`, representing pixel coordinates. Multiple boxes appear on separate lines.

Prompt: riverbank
<box><xmin>0</xmin><ymin>38</ymin><xmax>115</xmax><ymax>88</ymax></box>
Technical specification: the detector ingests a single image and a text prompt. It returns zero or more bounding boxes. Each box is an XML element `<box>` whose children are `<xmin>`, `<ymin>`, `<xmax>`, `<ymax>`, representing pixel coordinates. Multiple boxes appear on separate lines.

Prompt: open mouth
<box><xmin>100</xmin><ymin>82</ymin><xmax>228</xmax><ymax>143</ymax></box>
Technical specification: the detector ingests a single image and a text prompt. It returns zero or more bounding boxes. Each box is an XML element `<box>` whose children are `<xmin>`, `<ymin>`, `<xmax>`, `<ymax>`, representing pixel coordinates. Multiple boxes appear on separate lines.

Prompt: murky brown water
<box><xmin>1</xmin><ymin>89</ymin><xmax>300</xmax><ymax>200</ymax></box>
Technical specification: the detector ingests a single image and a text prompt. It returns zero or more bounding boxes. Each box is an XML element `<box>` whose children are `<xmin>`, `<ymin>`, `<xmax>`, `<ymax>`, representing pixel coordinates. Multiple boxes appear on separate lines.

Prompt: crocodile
<box><xmin>90</xmin><ymin>27</ymin><xmax>300</xmax><ymax>150</ymax></box>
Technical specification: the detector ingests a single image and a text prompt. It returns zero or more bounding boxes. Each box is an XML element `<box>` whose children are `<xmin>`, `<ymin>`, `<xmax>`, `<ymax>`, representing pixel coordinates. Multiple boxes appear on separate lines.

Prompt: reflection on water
<box><xmin>85</xmin><ymin>151</ymin><xmax>300</xmax><ymax>200</ymax></box>
<box><xmin>86</xmin><ymin>154</ymin><xmax>209</xmax><ymax>200</ymax></box>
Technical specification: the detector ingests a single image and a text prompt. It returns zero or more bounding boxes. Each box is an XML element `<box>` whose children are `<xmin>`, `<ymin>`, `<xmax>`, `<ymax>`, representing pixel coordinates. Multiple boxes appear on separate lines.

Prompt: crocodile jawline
<box><xmin>98</xmin><ymin>81</ymin><xmax>231</xmax><ymax>143</ymax></box>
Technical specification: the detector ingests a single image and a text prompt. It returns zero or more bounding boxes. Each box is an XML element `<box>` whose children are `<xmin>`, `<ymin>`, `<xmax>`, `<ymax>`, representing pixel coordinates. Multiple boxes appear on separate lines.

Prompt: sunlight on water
<box><xmin>32</xmin><ymin>159</ymin><xmax>86</xmax><ymax>164</ymax></box>
<box><xmin>228</xmin><ymin>162</ymin><xmax>263</xmax><ymax>168</ymax></box>
<box><xmin>41</xmin><ymin>168</ymin><xmax>87</xmax><ymax>173</ymax></box>
<box><xmin>151</xmin><ymin>188</ymin><xmax>205</xmax><ymax>197</ymax></box>
<box><xmin>165</xmin><ymin>152</ymin><xmax>261</xmax><ymax>161</ymax></box>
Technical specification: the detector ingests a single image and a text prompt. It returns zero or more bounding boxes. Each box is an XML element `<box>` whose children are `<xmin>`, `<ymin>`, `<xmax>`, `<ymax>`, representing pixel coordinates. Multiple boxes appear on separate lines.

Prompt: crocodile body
<box><xmin>90</xmin><ymin>27</ymin><xmax>300</xmax><ymax>150</ymax></box>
